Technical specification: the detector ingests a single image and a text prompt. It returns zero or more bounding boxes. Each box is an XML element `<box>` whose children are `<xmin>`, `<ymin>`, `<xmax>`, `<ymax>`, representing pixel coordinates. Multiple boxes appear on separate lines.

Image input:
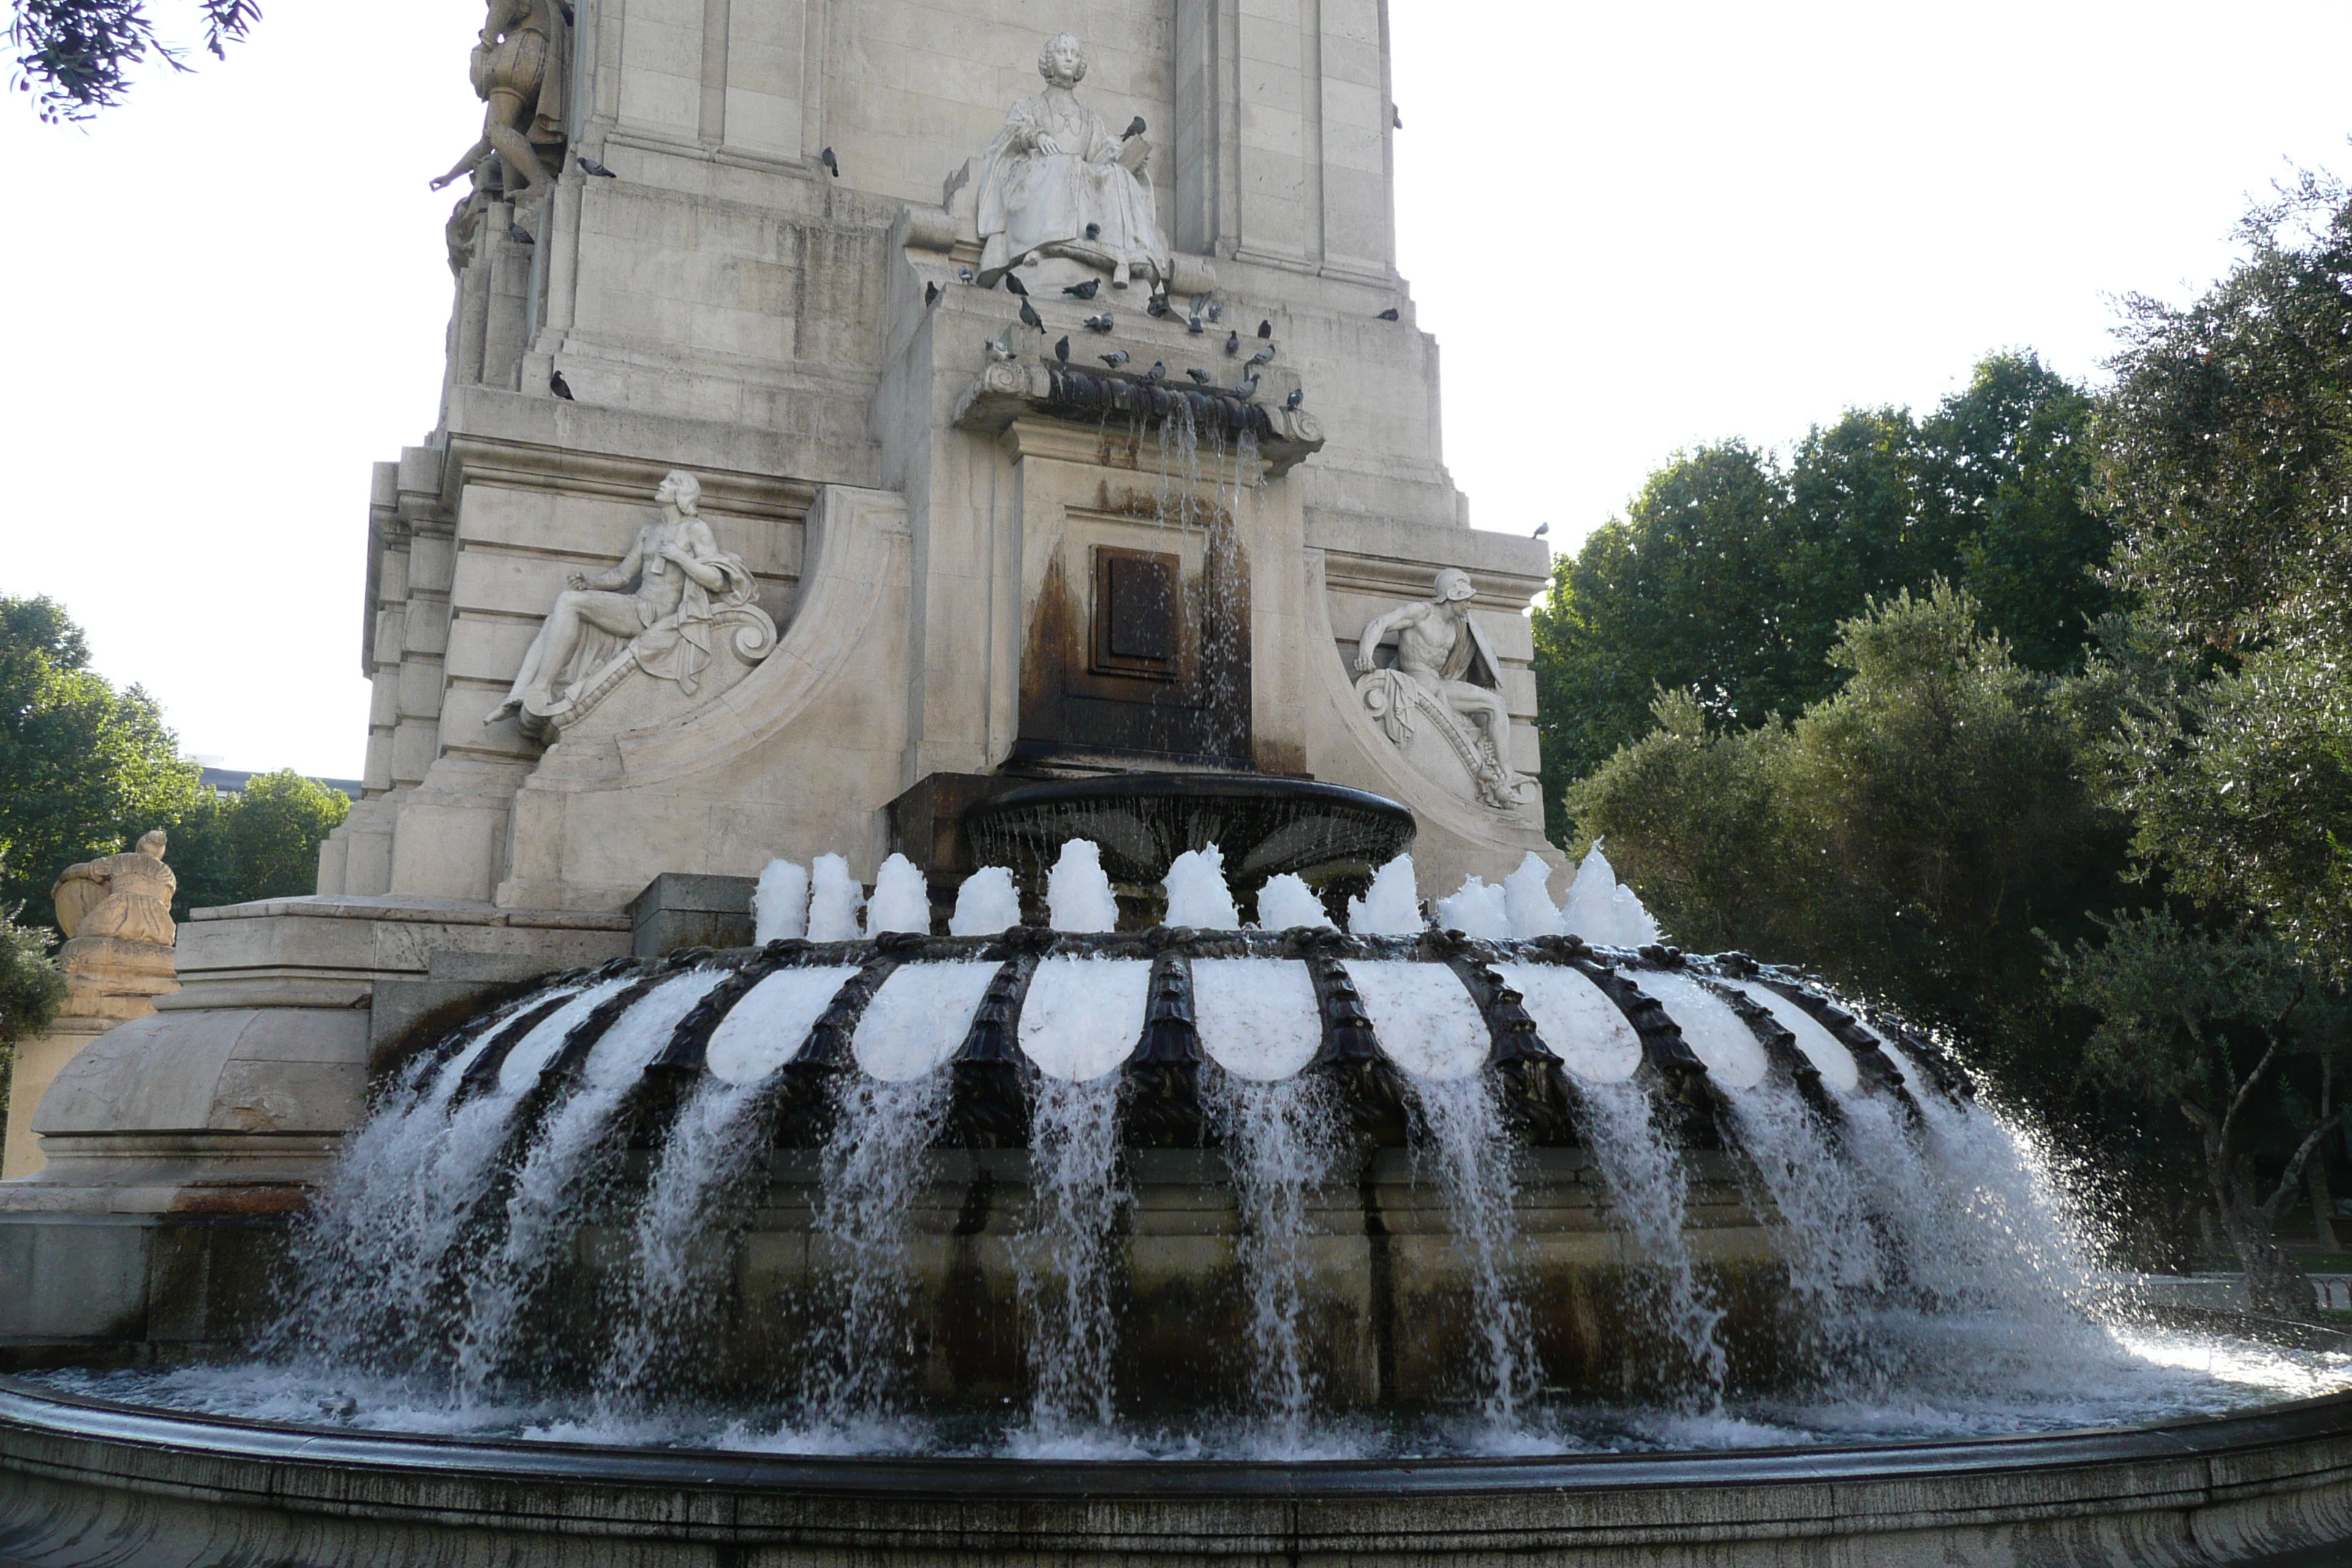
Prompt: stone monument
<box><xmin>1</xmin><ymin>3</ymin><xmax>1558</xmax><ymax>1347</ymax></box>
<box><xmin>1</xmin><ymin>832</ymin><xmax>178</xmax><ymax>1180</ymax></box>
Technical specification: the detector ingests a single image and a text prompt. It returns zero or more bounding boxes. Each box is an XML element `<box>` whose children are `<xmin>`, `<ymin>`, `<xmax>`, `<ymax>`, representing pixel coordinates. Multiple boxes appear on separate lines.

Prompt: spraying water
<box><xmin>1254</xmin><ymin>872</ymin><xmax>1333</xmax><ymax>931</ymax></box>
<box><xmin>808</xmin><ymin>855</ymin><xmax>864</xmax><ymax>941</ymax></box>
<box><xmin>1164</xmin><ymin>844</ymin><xmax>1240</xmax><ymax>929</ymax></box>
<box><xmin>864</xmin><ymin>853</ymin><xmax>931</xmax><ymax>935</ymax></box>
<box><xmin>1435</xmin><ymin>875</ymin><xmax>1510</xmax><ymax>939</ymax></box>
<box><xmin>753</xmin><ymin>860</ymin><xmax>810</xmax><ymax>943</ymax></box>
<box><xmin>1347</xmin><ymin>855</ymin><xmax>1424</xmax><ymax>936</ymax></box>
<box><xmin>1047</xmin><ymin>840</ymin><xmax>1119</xmax><ymax>932</ymax></box>
<box><xmin>950</xmin><ymin>865</ymin><xmax>1022</xmax><ymax>935</ymax></box>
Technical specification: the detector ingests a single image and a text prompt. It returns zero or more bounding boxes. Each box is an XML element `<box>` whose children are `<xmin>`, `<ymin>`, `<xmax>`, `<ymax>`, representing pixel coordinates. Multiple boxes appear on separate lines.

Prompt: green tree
<box><xmin>2089</xmin><ymin>174</ymin><xmax>2352</xmax><ymax>984</ymax></box>
<box><xmin>2051</xmin><ymin>911</ymin><xmax>2348</xmax><ymax>1313</ymax></box>
<box><xmin>0</xmin><ymin>864</ymin><xmax>67</xmax><ymax>1134</ymax></box>
<box><xmin>1925</xmin><ymin>355</ymin><xmax>2109</xmax><ymax>674</ymax></box>
<box><xmin>1531</xmin><ymin>441</ymin><xmax>1788</xmax><ymax>806</ymax></box>
<box><xmin>9</xmin><ymin>0</ymin><xmax>257</xmax><ymax>122</ymax></box>
<box><xmin>1569</xmin><ymin>585</ymin><xmax>2125</xmax><ymax>1068</ymax></box>
<box><xmin>0</xmin><ymin>597</ymin><xmax>208</xmax><ymax>931</ymax></box>
<box><xmin>1532</xmin><ymin>353</ymin><xmax>2105</xmax><ymax>836</ymax></box>
<box><xmin>167</xmin><ymin>770</ymin><xmax>349</xmax><ymax>918</ymax></box>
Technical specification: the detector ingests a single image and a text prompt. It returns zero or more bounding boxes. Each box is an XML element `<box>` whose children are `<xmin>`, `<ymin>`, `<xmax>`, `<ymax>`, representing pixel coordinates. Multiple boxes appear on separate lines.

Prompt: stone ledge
<box><xmin>1</xmin><ymin>1381</ymin><xmax>2351</xmax><ymax>1565</ymax></box>
<box><xmin>186</xmin><ymin>896</ymin><xmax>630</xmax><ymax>930</ymax></box>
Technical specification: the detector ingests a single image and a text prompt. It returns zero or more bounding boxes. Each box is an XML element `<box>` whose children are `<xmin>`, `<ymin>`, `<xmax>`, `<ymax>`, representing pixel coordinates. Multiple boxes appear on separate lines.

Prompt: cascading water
<box><xmin>1575</xmin><ymin>1079</ymin><xmax>1729</xmax><ymax>1404</ymax></box>
<box><xmin>1013</xmin><ymin>1073</ymin><xmax>1127</xmax><ymax>1450</ymax></box>
<box><xmin>796</xmin><ymin>1073</ymin><xmax>952</xmax><ymax>1439</ymax></box>
<box><xmin>60</xmin><ymin>839</ymin><xmax>2352</xmax><ymax>1462</ymax></box>
<box><xmin>1209</xmin><ymin>1070</ymin><xmax>1346</xmax><ymax>1452</ymax></box>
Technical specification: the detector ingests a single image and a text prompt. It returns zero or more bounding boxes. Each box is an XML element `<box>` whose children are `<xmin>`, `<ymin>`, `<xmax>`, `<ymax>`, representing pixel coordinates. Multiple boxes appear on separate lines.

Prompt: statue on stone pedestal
<box><xmin>1354</xmin><ymin>570</ymin><xmax>1531</xmax><ymax>814</ymax></box>
<box><xmin>976</xmin><ymin>33</ymin><xmax>1171</xmax><ymax>294</ymax></box>
<box><xmin>53</xmin><ymin>830</ymin><xmax>176</xmax><ymax>951</ymax></box>
<box><xmin>488</xmin><ymin>470</ymin><xmax>775</xmax><ymax>739</ymax></box>
<box><xmin>431</xmin><ymin>0</ymin><xmax>570</xmax><ymax>205</ymax></box>
<box><xmin>48</xmin><ymin>829</ymin><xmax>179</xmax><ymax>1025</ymax></box>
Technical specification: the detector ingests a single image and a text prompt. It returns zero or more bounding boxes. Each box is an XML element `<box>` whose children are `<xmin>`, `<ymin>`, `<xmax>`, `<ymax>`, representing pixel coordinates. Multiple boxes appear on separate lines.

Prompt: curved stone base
<box><xmin>4</xmin><ymin>1381</ymin><xmax>2352</xmax><ymax>1566</ymax></box>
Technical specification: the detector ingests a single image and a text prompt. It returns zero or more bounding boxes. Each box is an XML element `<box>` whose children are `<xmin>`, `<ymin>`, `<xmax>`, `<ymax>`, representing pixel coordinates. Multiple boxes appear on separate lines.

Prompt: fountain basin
<box><xmin>962</xmin><ymin>775</ymin><xmax>1417</xmax><ymax>895</ymax></box>
<box><xmin>5</xmin><ymin>1377</ymin><xmax>2352</xmax><ymax>1567</ymax></box>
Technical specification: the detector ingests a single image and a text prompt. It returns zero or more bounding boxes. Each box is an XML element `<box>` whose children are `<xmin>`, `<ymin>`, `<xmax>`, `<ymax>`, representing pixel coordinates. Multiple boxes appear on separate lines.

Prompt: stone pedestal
<box><xmin>3</xmin><ymin>933</ymin><xmax>181</xmax><ymax>1180</ymax></box>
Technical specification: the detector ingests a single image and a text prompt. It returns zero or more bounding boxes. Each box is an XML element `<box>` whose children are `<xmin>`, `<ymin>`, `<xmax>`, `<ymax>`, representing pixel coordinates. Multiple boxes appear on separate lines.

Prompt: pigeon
<box><xmin>1377</xmin><ymin>307</ymin><xmax>1401</xmax><ymax>321</ymax></box>
<box><xmin>1257</xmin><ymin>319</ymin><xmax>1274</xmax><ymax>339</ymax></box>
<box><xmin>1533</xmin><ymin>522</ymin><xmax>1551</xmax><ymax>540</ymax></box>
<box><xmin>1234</xmin><ymin>375</ymin><xmax>1260</xmax><ymax>402</ymax></box>
<box><xmin>508</xmin><ymin>220</ymin><xmax>535</xmax><ymax>245</ymax></box>
<box><xmin>924</xmin><ymin>281</ymin><xmax>941</xmax><ymax>308</ymax></box>
<box><xmin>1101</xmin><ymin>349</ymin><xmax>1131</xmax><ymax>369</ymax></box>
<box><xmin>1207</xmin><ymin>301</ymin><xmax>1224</xmax><ymax>323</ymax></box>
<box><xmin>1063</xmin><ymin>277</ymin><xmax>1101</xmax><ymax>300</ymax></box>
<box><xmin>986</xmin><ymin>331</ymin><xmax>1017</xmax><ymax>362</ymax></box>
<box><xmin>1019</xmin><ymin>297</ymin><xmax>1045</xmax><ymax>333</ymax></box>
<box><xmin>819</xmin><ymin>146</ymin><xmax>840</xmax><ymax>178</ymax></box>
<box><xmin>958</xmin><ymin>265</ymin><xmax>976</xmax><ymax>284</ymax></box>
<box><xmin>549</xmin><ymin>370</ymin><xmax>575</xmax><ymax>400</ymax></box>
<box><xmin>1285</xmin><ymin>386</ymin><xmax>1304</xmax><ymax>410</ymax></box>
<box><xmin>1146</xmin><ymin>295</ymin><xmax>1171</xmax><ymax>317</ymax></box>
<box><xmin>1002</xmin><ymin>273</ymin><xmax>1030</xmax><ymax>297</ymax></box>
<box><xmin>1123</xmin><ymin>116</ymin><xmax>1147</xmax><ymax>141</ymax></box>
<box><xmin>1224</xmin><ymin>330</ymin><xmax>1241</xmax><ymax>356</ymax></box>
<box><xmin>1186</xmin><ymin>367</ymin><xmax>1213</xmax><ymax>385</ymax></box>
<box><xmin>576</xmin><ymin>155</ymin><xmax>617</xmax><ymax>178</ymax></box>
<box><xmin>1084</xmin><ymin>312</ymin><xmax>1115</xmax><ymax>333</ymax></box>
<box><xmin>1055</xmin><ymin>335</ymin><xmax>1071</xmax><ymax>364</ymax></box>
<box><xmin>1085</xmin><ymin>222</ymin><xmax>1101</xmax><ymax>241</ymax></box>
<box><xmin>1392</xmin><ymin>105</ymin><xmax>1403</xmax><ymax>129</ymax></box>
<box><xmin>1245</xmin><ymin>342</ymin><xmax>1276</xmax><ymax>369</ymax></box>
<box><xmin>1143</xmin><ymin>361</ymin><xmax>1166</xmax><ymax>383</ymax></box>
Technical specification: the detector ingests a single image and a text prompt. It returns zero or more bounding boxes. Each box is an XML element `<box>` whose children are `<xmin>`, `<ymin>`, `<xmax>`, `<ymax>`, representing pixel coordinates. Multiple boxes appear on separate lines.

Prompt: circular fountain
<box><xmin>5</xmin><ymin>845</ymin><xmax>2351</xmax><ymax>1566</ymax></box>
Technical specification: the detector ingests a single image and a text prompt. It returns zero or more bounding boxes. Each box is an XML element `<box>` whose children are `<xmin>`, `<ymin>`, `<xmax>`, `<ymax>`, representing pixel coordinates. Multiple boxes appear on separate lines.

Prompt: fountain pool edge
<box><xmin>4</xmin><ymin>1379</ymin><xmax>2352</xmax><ymax>1565</ymax></box>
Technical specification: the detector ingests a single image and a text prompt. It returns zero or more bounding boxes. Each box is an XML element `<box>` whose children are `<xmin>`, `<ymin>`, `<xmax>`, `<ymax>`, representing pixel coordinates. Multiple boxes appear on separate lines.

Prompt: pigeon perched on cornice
<box><xmin>1101</xmin><ymin>350</ymin><xmax>1131</xmax><ymax>369</ymax></box>
<box><xmin>576</xmin><ymin>156</ymin><xmax>616</xmax><ymax>178</ymax></box>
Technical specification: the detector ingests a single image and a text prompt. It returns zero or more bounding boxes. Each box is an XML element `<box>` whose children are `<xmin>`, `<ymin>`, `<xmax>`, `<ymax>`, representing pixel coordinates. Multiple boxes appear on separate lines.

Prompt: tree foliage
<box><xmin>1531</xmin><ymin>353</ymin><xmax>2106</xmax><ymax>814</ymax></box>
<box><xmin>9</xmin><ymin>0</ymin><xmax>257</xmax><ymax>121</ymax></box>
<box><xmin>167</xmin><ymin>769</ymin><xmax>350</xmax><ymax>919</ymax></box>
<box><xmin>0</xmin><ymin>598</ymin><xmax>348</xmax><ymax>929</ymax></box>
<box><xmin>2087</xmin><ymin>174</ymin><xmax>2352</xmax><ymax>984</ymax></box>
<box><xmin>2051</xmin><ymin>911</ymin><xmax>2348</xmax><ymax>1311</ymax></box>
<box><xmin>0</xmin><ymin>597</ymin><xmax>208</xmax><ymax>931</ymax></box>
<box><xmin>1567</xmin><ymin>584</ymin><xmax>2122</xmax><ymax>1066</ymax></box>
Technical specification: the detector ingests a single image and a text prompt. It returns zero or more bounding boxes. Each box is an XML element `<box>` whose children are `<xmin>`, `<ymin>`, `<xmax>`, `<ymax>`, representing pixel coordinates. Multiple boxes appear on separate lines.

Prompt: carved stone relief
<box><xmin>487</xmin><ymin>470</ymin><xmax>777</xmax><ymax>743</ymax></box>
<box><xmin>1352</xmin><ymin>570</ymin><xmax>1538</xmax><ymax>815</ymax></box>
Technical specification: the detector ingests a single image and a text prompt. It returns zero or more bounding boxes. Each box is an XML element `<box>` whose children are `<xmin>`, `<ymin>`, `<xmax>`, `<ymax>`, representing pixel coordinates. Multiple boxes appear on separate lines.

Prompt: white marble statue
<box><xmin>1354</xmin><ymin>570</ymin><xmax>1527</xmax><ymax>813</ymax></box>
<box><xmin>488</xmin><ymin>470</ymin><xmax>772</xmax><ymax>736</ymax></box>
<box><xmin>976</xmin><ymin>33</ymin><xmax>1171</xmax><ymax>293</ymax></box>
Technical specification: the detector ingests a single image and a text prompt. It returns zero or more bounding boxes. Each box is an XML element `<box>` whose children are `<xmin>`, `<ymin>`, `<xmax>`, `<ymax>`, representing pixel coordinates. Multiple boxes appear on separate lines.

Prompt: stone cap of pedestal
<box><xmin>952</xmin><ymin>361</ymin><xmax>1324</xmax><ymax>477</ymax></box>
<box><xmin>167</xmin><ymin>895</ymin><xmax>631</xmax><ymax>1011</ymax></box>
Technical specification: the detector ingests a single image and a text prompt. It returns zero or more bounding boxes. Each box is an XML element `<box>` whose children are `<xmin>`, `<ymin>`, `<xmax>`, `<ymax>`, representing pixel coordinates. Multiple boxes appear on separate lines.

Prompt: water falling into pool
<box><xmin>53</xmin><ymin>840</ymin><xmax>2349</xmax><ymax>1460</ymax></box>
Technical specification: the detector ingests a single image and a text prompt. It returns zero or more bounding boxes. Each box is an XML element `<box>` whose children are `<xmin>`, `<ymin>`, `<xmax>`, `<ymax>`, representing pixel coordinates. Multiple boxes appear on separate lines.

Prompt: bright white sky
<box><xmin>3</xmin><ymin>1</ymin><xmax>2347</xmax><ymax>780</ymax></box>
